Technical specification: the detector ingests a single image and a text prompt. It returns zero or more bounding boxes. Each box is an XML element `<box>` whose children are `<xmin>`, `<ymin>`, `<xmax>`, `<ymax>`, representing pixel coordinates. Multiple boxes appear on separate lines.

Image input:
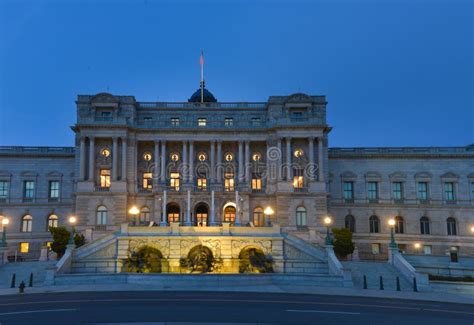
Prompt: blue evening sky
<box><xmin>0</xmin><ymin>0</ymin><xmax>472</xmax><ymax>147</ymax></box>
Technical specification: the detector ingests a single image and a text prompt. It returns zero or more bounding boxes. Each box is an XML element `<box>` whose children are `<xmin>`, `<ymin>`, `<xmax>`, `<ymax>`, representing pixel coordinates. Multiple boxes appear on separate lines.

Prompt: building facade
<box><xmin>0</xmin><ymin>90</ymin><xmax>473</xmax><ymax>260</ymax></box>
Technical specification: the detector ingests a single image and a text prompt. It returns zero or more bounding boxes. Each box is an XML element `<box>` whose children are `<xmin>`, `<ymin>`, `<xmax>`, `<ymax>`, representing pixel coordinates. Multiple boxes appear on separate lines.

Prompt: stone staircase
<box><xmin>342</xmin><ymin>261</ymin><xmax>412</xmax><ymax>291</ymax></box>
<box><xmin>0</xmin><ymin>261</ymin><xmax>56</xmax><ymax>288</ymax></box>
<box><xmin>282</xmin><ymin>234</ymin><xmax>330</xmax><ymax>274</ymax></box>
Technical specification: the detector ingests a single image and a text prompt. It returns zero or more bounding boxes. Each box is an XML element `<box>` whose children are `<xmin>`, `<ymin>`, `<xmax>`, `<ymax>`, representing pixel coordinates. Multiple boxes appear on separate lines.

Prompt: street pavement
<box><xmin>0</xmin><ymin>291</ymin><xmax>472</xmax><ymax>324</ymax></box>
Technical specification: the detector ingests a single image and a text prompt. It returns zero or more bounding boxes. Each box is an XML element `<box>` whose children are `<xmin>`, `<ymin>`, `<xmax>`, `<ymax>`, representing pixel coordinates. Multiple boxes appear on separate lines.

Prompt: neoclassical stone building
<box><xmin>0</xmin><ymin>89</ymin><xmax>473</xmax><ymax>260</ymax></box>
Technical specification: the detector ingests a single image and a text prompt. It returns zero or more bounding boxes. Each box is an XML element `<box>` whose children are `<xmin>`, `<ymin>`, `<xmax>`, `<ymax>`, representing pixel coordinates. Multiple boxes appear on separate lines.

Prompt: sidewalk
<box><xmin>0</xmin><ymin>282</ymin><xmax>472</xmax><ymax>305</ymax></box>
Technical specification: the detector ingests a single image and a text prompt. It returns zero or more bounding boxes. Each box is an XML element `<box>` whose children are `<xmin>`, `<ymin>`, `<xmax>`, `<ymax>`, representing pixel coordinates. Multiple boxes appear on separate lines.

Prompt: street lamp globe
<box><xmin>414</xmin><ymin>243</ymin><xmax>421</xmax><ymax>249</ymax></box>
<box><xmin>388</xmin><ymin>219</ymin><xmax>395</xmax><ymax>227</ymax></box>
<box><xmin>471</xmin><ymin>226</ymin><xmax>474</xmax><ymax>233</ymax></box>
<box><xmin>129</xmin><ymin>206</ymin><xmax>140</xmax><ymax>216</ymax></box>
<box><xmin>69</xmin><ymin>216</ymin><xmax>77</xmax><ymax>225</ymax></box>
<box><xmin>1</xmin><ymin>218</ymin><xmax>9</xmax><ymax>226</ymax></box>
<box><xmin>263</xmin><ymin>206</ymin><xmax>274</xmax><ymax>216</ymax></box>
<box><xmin>324</xmin><ymin>216</ymin><xmax>332</xmax><ymax>225</ymax></box>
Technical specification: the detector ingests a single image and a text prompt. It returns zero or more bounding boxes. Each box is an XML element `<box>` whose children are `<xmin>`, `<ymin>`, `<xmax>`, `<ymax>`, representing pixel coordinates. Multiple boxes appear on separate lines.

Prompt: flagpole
<box><xmin>200</xmin><ymin>51</ymin><xmax>204</xmax><ymax>103</ymax></box>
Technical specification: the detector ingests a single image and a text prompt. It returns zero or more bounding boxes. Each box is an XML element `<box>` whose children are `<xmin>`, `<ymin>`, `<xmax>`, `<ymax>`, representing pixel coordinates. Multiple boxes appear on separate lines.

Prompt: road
<box><xmin>0</xmin><ymin>291</ymin><xmax>472</xmax><ymax>324</ymax></box>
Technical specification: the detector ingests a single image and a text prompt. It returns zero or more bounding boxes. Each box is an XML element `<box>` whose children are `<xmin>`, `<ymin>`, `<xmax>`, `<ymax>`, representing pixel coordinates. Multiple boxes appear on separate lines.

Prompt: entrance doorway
<box><xmin>195</xmin><ymin>203</ymin><xmax>209</xmax><ymax>226</ymax></box>
<box><xmin>167</xmin><ymin>203</ymin><xmax>180</xmax><ymax>224</ymax></box>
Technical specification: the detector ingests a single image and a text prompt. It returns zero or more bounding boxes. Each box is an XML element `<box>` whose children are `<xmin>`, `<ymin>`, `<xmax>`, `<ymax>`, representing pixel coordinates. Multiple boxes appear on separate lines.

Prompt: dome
<box><xmin>188</xmin><ymin>87</ymin><xmax>217</xmax><ymax>103</ymax></box>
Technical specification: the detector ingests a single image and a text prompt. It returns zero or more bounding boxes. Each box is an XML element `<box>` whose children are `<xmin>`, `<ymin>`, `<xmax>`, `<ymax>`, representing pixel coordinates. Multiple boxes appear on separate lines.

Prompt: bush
<box><xmin>331</xmin><ymin>228</ymin><xmax>355</xmax><ymax>259</ymax></box>
<box><xmin>74</xmin><ymin>233</ymin><xmax>86</xmax><ymax>248</ymax></box>
<box><xmin>49</xmin><ymin>226</ymin><xmax>86</xmax><ymax>258</ymax></box>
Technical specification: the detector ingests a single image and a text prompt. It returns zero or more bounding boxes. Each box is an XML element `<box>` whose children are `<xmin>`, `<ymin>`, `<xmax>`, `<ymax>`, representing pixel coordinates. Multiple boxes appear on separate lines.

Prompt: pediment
<box><xmin>91</xmin><ymin>92</ymin><xmax>119</xmax><ymax>104</ymax></box>
<box><xmin>365</xmin><ymin>171</ymin><xmax>382</xmax><ymax>179</ymax></box>
<box><xmin>46</xmin><ymin>171</ymin><xmax>63</xmax><ymax>178</ymax></box>
<box><xmin>285</xmin><ymin>93</ymin><xmax>313</xmax><ymax>104</ymax></box>
<box><xmin>340</xmin><ymin>171</ymin><xmax>357</xmax><ymax>179</ymax></box>
<box><xmin>20</xmin><ymin>171</ymin><xmax>38</xmax><ymax>177</ymax></box>
<box><xmin>389</xmin><ymin>172</ymin><xmax>406</xmax><ymax>179</ymax></box>
<box><xmin>0</xmin><ymin>171</ymin><xmax>11</xmax><ymax>178</ymax></box>
<box><xmin>415</xmin><ymin>172</ymin><xmax>432</xmax><ymax>179</ymax></box>
<box><xmin>440</xmin><ymin>172</ymin><xmax>459</xmax><ymax>179</ymax></box>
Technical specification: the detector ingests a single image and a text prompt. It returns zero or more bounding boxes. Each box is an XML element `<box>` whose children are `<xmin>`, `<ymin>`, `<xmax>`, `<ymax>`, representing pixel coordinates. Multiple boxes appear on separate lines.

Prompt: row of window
<box><xmin>0</xmin><ymin>180</ymin><xmax>61</xmax><ymax>201</ymax></box>
<box><xmin>142</xmin><ymin>116</ymin><xmax>263</xmax><ymax>127</ymax></box>
<box><xmin>345</xmin><ymin>215</ymin><xmax>459</xmax><ymax>236</ymax></box>
<box><xmin>17</xmin><ymin>214</ymin><xmax>59</xmax><ymax>232</ymax></box>
<box><xmin>342</xmin><ymin>181</ymin><xmax>468</xmax><ymax>201</ymax></box>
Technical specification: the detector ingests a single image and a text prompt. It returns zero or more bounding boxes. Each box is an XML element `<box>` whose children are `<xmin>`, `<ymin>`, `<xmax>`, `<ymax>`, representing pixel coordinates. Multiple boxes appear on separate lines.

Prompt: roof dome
<box><xmin>188</xmin><ymin>85</ymin><xmax>217</xmax><ymax>103</ymax></box>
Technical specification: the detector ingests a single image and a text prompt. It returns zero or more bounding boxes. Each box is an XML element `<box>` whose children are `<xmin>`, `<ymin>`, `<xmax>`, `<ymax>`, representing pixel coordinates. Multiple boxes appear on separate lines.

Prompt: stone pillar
<box><xmin>286</xmin><ymin>137</ymin><xmax>292</xmax><ymax>180</ymax></box>
<box><xmin>235</xmin><ymin>190</ymin><xmax>240</xmax><ymax>226</ymax></box>
<box><xmin>79</xmin><ymin>137</ymin><xmax>86</xmax><ymax>181</ymax></box>
<box><xmin>88</xmin><ymin>137</ymin><xmax>95</xmax><ymax>181</ymax></box>
<box><xmin>161</xmin><ymin>190</ymin><xmax>168</xmax><ymax>226</ymax></box>
<box><xmin>210</xmin><ymin>190</ymin><xmax>216</xmax><ymax>226</ymax></box>
<box><xmin>277</xmin><ymin>138</ymin><xmax>282</xmax><ymax>181</ymax></box>
<box><xmin>238</xmin><ymin>140</ymin><xmax>244</xmax><ymax>183</ymax></box>
<box><xmin>216</xmin><ymin>141</ymin><xmax>222</xmax><ymax>183</ymax></box>
<box><xmin>185</xmin><ymin>190</ymin><xmax>191</xmax><ymax>226</ymax></box>
<box><xmin>210</xmin><ymin>141</ymin><xmax>216</xmax><ymax>182</ymax></box>
<box><xmin>154</xmin><ymin>140</ymin><xmax>160</xmax><ymax>183</ymax></box>
<box><xmin>245</xmin><ymin>141</ymin><xmax>250</xmax><ymax>184</ymax></box>
<box><xmin>160</xmin><ymin>141</ymin><xmax>166</xmax><ymax>183</ymax></box>
<box><xmin>112</xmin><ymin>137</ymin><xmax>118</xmax><ymax>181</ymax></box>
<box><xmin>308</xmin><ymin>136</ymin><xmax>315</xmax><ymax>180</ymax></box>
<box><xmin>189</xmin><ymin>141</ymin><xmax>194</xmax><ymax>185</ymax></box>
<box><xmin>122</xmin><ymin>138</ymin><xmax>127</xmax><ymax>181</ymax></box>
<box><xmin>182</xmin><ymin>141</ymin><xmax>188</xmax><ymax>183</ymax></box>
<box><xmin>318</xmin><ymin>137</ymin><xmax>325</xmax><ymax>182</ymax></box>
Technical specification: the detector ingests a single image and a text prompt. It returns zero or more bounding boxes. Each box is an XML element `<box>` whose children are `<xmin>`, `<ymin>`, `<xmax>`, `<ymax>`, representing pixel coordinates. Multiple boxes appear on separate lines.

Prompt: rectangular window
<box><xmin>343</xmin><ymin>182</ymin><xmax>354</xmax><ymax>199</ymax></box>
<box><xmin>251</xmin><ymin>117</ymin><xmax>261</xmax><ymax>126</ymax></box>
<box><xmin>49</xmin><ymin>181</ymin><xmax>60</xmax><ymax>199</ymax></box>
<box><xmin>23</xmin><ymin>181</ymin><xmax>35</xmax><ymax>199</ymax></box>
<box><xmin>0</xmin><ymin>181</ymin><xmax>9</xmax><ymax>199</ymax></box>
<box><xmin>197</xmin><ymin>178</ymin><xmax>207</xmax><ymax>191</ymax></box>
<box><xmin>252</xmin><ymin>177</ymin><xmax>262</xmax><ymax>191</ymax></box>
<box><xmin>371</xmin><ymin>243</ymin><xmax>380</xmax><ymax>255</ymax></box>
<box><xmin>423</xmin><ymin>245</ymin><xmax>432</xmax><ymax>255</ymax></box>
<box><xmin>224</xmin><ymin>117</ymin><xmax>233</xmax><ymax>126</ymax></box>
<box><xmin>417</xmin><ymin>182</ymin><xmax>428</xmax><ymax>200</ymax></box>
<box><xmin>20</xmin><ymin>242</ymin><xmax>29</xmax><ymax>253</ymax></box>
<box><xmin>224</xmin><ymin>172</ymin><xmax>234</xmax><ymax>191</ymax></box>
<box><xmin>171</xmin><ymin>117</ymin><xmax>180</xmax><ymax>126</ymax></box>
<box><xmin>367</xmin><ymin>182</ymin><xmax>378</xmax><ymax>200</ymax></box>
<box><xmin>392</xmin><ymin>182</ymin><xmax>403</xmax><ymax>200</ymax></box>
<box><xmin>293</xmin><ymin>169</ymin><xmax>304</xmax><ymax>190</ymax></box>
<box><xmin>143</xmin><ymin>116</ymin><xmax>153</xmax><ymax>121</ymax></box>
<box><xmin>444</xmin><ymin>182</ymin><xmax>455</xmax><ymax>201</ymax></box>
<box><xmin>143</xmin><ymin>172</ymin><xmax>153</xmax><ymax>189</ymax></box>
<box><xmin>198</xmin><ymin>118</ymin><xmax>207</xmax><ymax>127</ymax></box>
<box><xmin>100</xmin><ymin>169</ymin><xmax>111</xmax><ymax>188</ymax></box>
<box><xmin>100</xmin><ymin>111</ymin><xmax>112</xmax><ymax>117</ymax></box>
<box><xmin>170</xmin><ymin>172</ymin><xmax>180</xmax><ymax>191</ymax></box>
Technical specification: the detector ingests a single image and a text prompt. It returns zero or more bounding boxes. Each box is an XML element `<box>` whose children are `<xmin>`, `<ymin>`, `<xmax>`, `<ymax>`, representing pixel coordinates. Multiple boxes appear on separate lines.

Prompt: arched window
<box><xmin>369</xmin><ymin>215</ymin><xmax>379</xmax><ymax>233</ymax></box>
<box><xmin>96</xmin><ymin>206</ymin><xmax>108</xmax><ymax>225</ymax></box>
<box><xmin>21</xmin><ymin>215</ymin><xmax>33</xmax><ymax>232</ymax></box>
<box><xmin>253</xmin><ymin>207</ymin><xmax>264</xmax><ymax>227</ymax></box>
<box><xmin>140</xmin><ymin>207</ymin><xmax>150</xmax><ymax>225</ymax></box>
<box><xmin>345</xmin><ymin>215</ymin><xmax>356</xmax><ymax>233</ymax></box>
<box><xmin>395</xmin><ymin>216</ymin><xmax>404</xmax><ymax>234</ymax></box>
<box><xmin>447</xmin><ymin>217</ymin><xmax>457</xmax><ymax>236</ymax></box>
<box><xmin>224</xmin><ymin>206</ymin><xmax>236</xmax><ymax>224</ymax></box>
<box><xmin>47</xmin><ymin>214</ymin><xmax>58</xmax><ymax>229</ymax></box>
<box><xmin>420</xmin><ymin>217</ymin><xmax>430</xmax><ymax>235</ymax></box>
<box><xmin>296</xmin><ymin>206</ymin><xmax>307</xmax><ymax>227</ymax></box>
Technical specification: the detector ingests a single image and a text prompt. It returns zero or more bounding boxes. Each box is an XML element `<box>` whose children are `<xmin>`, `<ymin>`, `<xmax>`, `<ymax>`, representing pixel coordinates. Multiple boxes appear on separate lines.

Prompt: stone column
<box><xmin>122</xmin><ymin>138</ymin><xmax>127</xmax><ymax>181</ymax></box>
<box><xmin>182</xmin><ymin>141</ymin><xmax>188</xmax><ymax>183</ymax></box>
<box><xmin>210</xmin><ymin>141</ymin><xmax>216</xmax><ymax>182</ymax></box>
<box><xmin>185</xmin><ymin>190</ymin><xmax>191</xmax><ymax>226</ymax></box>
<box><xmin>161</xmin><ymin>190</ymin><xmax>168</xmax><ymax>226</ymax></box>
<box><xmin>112</xmin><ymin>137</ymin><xmax>118</xmax><ymax>181</ymax></box>
<box><xmin>210</xmin><ymin>190</ymin><xmax>216</xmax><ymax>226</ymax></box>
<box><xmin>318</xmin><ymin>137</ymin><xmax>325</xmax><ymax>182</ymax></box>
<box><xmin>308</xmin><ymin>136</ymin><xmax>315</xmax><ymax>180</ymax></box>
<box><xmin>238</xmin><ymin>141</ymin><xmax>244</xmax><ymax>183</ymax></box>
<box><xmin>88</xmin><ymin>137</ymin><xmax>95</xmax><ymax>181</ymax></box>
<box><xmin>160</xmin><ymin>141</ymin><xmax>166</xmax><ymax>183</ymax></box>
<box><xmin>235</xmin><ymin>190</ymin><xmax>240</xmax><ymax>226</ymax></box>
<box><xmin>189</xmin><ymin>141</ymin><xmax>194</xmax><ymax>185</ymax></box>
<box><xmin>154</xmin><ymin>140</ymin><xmax>160</xmax><ymax>183</ymax></box>
<box><xmin>286</xmin><ymin>137</ymin><xmax>292</xmax><ymax>180</ymax></box>
<box><xmin>277</xmin><ymin>138</ymin><xmax>282</xmax><ymax>181</ymax></box>
<box><xmin>245</xmin><ymin>141</ymin><xmax>250</xmax><ymax>184</ymax></box>
<box><xmin>79</xmin><ymin>137</ymin><xmax>86</xmax><ymax>181</ymax></box>
<box><xmin>216</xmin><ymin>141</ymin><xmax>222</xmax><ymax>183</ymax></box>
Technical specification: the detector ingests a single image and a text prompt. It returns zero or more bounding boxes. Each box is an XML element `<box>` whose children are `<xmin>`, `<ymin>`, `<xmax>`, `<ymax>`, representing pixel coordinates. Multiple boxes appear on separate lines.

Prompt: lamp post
<box><xmin>68</xmin><ymin>216</ymin><xmax>77</xmax><ymax>245</ymax></box>
<box><xmin>414</xmin><ymin>242</ymin><xmax>421</xmax><ymax>253</ymax></box>
<box><xmin>263</xmin><ymin>206</ymin><xmax>274</xmax><ymax>227</ymax></box>
<box><xmin>388</xmin><ymin>218</ymin><xmax>397</xmax><ymax>249</ymax></box>
<box><xmin>471</xmin><ymin>226</ymin><xmax>474</xmax><ymax>234</ymax></box>
<box><xmin>1</xmin><ymin>218</ymin><xmax>9</xmax><ymax>248</ymax></box>
<box><xmin>324</xmin><ymin>216</ymin><xmax>332</xmax><ymax>245</ymax></box>
<box><xmin>129</xmin><ymin>206</ymin><xmax>139</xmax><ymax>226</ymax></box>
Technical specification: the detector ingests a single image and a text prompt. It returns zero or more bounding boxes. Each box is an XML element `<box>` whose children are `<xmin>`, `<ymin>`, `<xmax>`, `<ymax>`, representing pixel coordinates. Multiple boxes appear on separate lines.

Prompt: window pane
<box><xmin>100</xmin><ymin>169</ymin><xmax>111</xmax><ymax>187</ymax></box>
<box><xmin>20</xmin><ymin>242</ymin><xmax>29</xmax><ymax>253</ymax></box>
<box><xmin>392</xmin><ymin>182</ymin><xmax>402</xmax><ymax>200</ymax></box>
<box><xmin>49</xmin><ymin>181</ymin><xmax>60</xmax><ymax>198</ymax></box>
<box><xmin>343</xmin><ymin>182</ymin><xmax>353</xmax><ymax>199</ymax></box>
<box><xmin>444</xmin><ymin>182</ymin><xmax>455</xmax><ymax>201</ymax></box>
<box><xmin>367</xmin><ymin>182</ymin><xmax>378</xmax><ymax>200</ymax></box>
<box><xmin>0</xmin><ymin>181</ymin><xmax>9</xmax><ymax>198</ymax></box>
<box><xmin>417</xmin><ymin>182</ymin><xmax>428</xmax><ymax>200</ymax></box>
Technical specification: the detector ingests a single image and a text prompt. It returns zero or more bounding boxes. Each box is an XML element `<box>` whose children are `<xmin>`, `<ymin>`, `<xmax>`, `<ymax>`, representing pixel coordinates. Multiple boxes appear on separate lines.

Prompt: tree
<box><xmin>49</xmin><ymin>227</ymin><xmax>87</xmax><ymax>258</ymax></box>
<box><xmin>331</xmin><ymin>228</ymin><xmax>355</xmax><ymax>259</ymax></box>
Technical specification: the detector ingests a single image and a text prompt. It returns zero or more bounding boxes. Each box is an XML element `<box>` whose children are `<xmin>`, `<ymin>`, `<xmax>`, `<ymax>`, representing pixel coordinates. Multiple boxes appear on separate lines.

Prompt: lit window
<box><xmin>49</xmin><ymin>181</ymin><xmax>60</xmax><ymax>199</ymax></box>
<box><xmin>143</xmin><ymin>152</ymin><xmax>152</xmax><ymax>161</ymax></box>
<box><xmin>0</xmin><ymin>181</ymin><xmax>9</xmax><ymax>199</ymax></box>
<box><xmin>143</xmin><ymin>172</ymin><xmax>153</xmax><ymax>189</ymax></box>
<box><xmin>171</xmin><ymin>117</ymin><xmax>180</xmax><ymax>126</ymax></box>
<box><xmin>372</xmin><ymin>243</ymin><xmax>381</xmax><ymax>255</ymax></box>
<box><xmin>224</xmin><ymin>206</ymin><xmax>236</xmax><ymax>223</ymax></box>
<box><xmin>369</xmin><ymin>215</ymin><xmax>379</xmax><ymax>233</ymax></box>
<box><xmin>100</xmin><ymin>169</ymin><xmax>111</xmax><ymax>188</ymax></box>
<box><xmin>46</xmin><ymin>241</ymin><xmax>52</xmax><ymax>249</ymax></box>
<box><xmin>447</xmin><ymin>217</ymin><xmax>457</xmax><ymax>236</ymax></box>
<box><xmin>198</xmin><ymin>118</ymin><xmax>207</xmax><ymax>127</ymax></box>
<box><xmin>224</xmin><ymin>172</ymin><xmax>234</xmax><ymax>191</ymax></box>
<box><xmin>294</xmin><ymin>149</ymin><xmax>304</xmax><ymax>158</ymax></box>
<box><xmin>225</xmin><ymin>153</ymin><xmax>233</xmax><ymax>162</ymax></box>
<box><xmin>170</xmin><ymin>172</ymin><xmax>180</xmax><ymax>191</ymax></box>
<box><xmin>24</xmin><ymin>181</ymin><xmax>35</xmax><ymax>199</ymax></box>
<box><xmin>101</xmin><ymin>148</ymin><xmax>111</xmax><ymax>157</ymax></box>
<box><xmin>417</xmin><ymin>182</ymin><xmax>428</xmax><ymax>200</ymax></box>
<box><xmin>252</xmin><ymin>207</ymin><xmax>264</xmax><ymax>227</ymax></box>
<box><xmin>21</xmin><ymin>215</ymin><xmax>33</xmax><ymax>232</ymax></box>
<box><xmin>251</xmin><ymin>176</ymin><xmax>262</xmax><ymax>191</ymax></box>
<box><xmin>293</xmin><ymin>169</ymin><xmax>304</xmax><ymax>189</ymax></box>
<box><xmin>224</xmin><ymin>117</ymin><xmax>233</xmax><ymax>126</ymax></box>
<box><xmin>48</xmin><ymin>214</ymin><xmax>58</xmax><ymax>228</ymax></box>
<box><xmin>252</xmin><ymin>152</ymin><xmax>261</xmax><ymax>162</ymax></box>
<box><xmin>296</xmin><ymin>206</ymin><xmax>307</xmax><ymax>227</ymax></box>
<box><xmin>198</xmin><ymin>153</ymin><xmax>207</xmax><ymax>162</ymax></box>
<box><xmin>197</xmin><ymin>178</ymin><xmax>207</xmax><ymax>191</ymax></box>
<box><xmin>367</xmin><ymin>182</ymin><xmax>378</xmax><ymax>200</ymax></box>
<box><xmin>170</xmin><ymin>153</ymin><xmax>180</xmax><ymax>162</ymax></box>
<box><xmin>444</xmin><ymin>182</ymin><xmax>455</xmax><ymax>201</ymax></box>
<box><xmin>420</xmin><ymin>216</ymin><xmax>430</xmax><ymax>235</ymax></box>
<box><xmin>20</xmin><ymin>242</ymin><xmax>29</xmax><ymax>253</ymax></box>
<box><xmin>96</xmin><ymin>206</ymin><xmax>108</xmax><ymax>225</ymax></box>
<box><xmin>167</xmin><ymin>204</ymin><xmax>180</xmax><ymax>223</ymax></box>
<box><xmin>343</xmin><ymin>182</ymin><xmax>354</xmax><ymax>200</ymax></box>
<box><xmin>392</xmin><ymin>182</ymin><xmax>403</xmax><ymax>200</ymax></box>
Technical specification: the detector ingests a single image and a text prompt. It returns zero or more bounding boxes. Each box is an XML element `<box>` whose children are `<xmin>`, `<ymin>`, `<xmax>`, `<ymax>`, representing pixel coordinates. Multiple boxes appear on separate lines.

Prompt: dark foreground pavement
<box><xmin>0</xmin><ymin>291</ymin><xmax>472</xmax><ymax>324</ymax></box>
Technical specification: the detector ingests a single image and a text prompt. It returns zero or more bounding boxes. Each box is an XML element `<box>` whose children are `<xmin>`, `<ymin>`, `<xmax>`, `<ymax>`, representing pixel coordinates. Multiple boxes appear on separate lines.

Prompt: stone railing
<box><xmin>388</xmin><ymin>247</ymin><xmax>430</xmax><ymax>291</ymax></box>
<box><xmin>44</xmin><ymin>244</ymin><xmax>75</xmax><ymax>285</ymax></box>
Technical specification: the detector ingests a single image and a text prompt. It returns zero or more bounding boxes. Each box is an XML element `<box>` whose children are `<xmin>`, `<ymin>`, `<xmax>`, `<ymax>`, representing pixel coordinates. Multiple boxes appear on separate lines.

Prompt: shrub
<box><xmin>331</xmin><ymin>228</ymin><xmax>355</xmax><ymax>259</ymax></box>
<box><xmin>49</xmin><ymin>227</ymin><xmax>86</xmax><ymax>258</ymax></box>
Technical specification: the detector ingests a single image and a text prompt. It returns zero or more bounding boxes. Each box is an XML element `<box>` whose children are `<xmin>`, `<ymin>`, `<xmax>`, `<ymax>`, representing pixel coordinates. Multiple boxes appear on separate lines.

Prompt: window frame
<box><xmin>369</xmin><ymin>215</ymin><xmax>379</xmax><ymax>233</ymax></box>
<box><xmin>96</xmin><ymin>205</ymin><xmax>108</xmax><ymax>225</ymax></box>
<box><xmin>420</xmin><ymin>216</ymin><xmax>430</xmax><ymax>235</ymax></box>
<box><xmin>21</xmin><ymin>215</ymin><xmax>33</xmax><ymax>232</ymax></box>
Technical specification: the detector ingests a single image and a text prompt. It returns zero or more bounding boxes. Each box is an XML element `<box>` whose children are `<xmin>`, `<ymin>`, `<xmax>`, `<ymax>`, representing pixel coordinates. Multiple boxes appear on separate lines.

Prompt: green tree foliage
<box><xmin>122</xmin><ymin>246</ymin><xmax>163</xmax><ymax>273</ymax></box>
<box><xmin>331</xmin><ymin>228</ymin><xmax>355</xmax><ymax>259</ymax></box>
<box><xmin>74</xmin><ymin>233</ymin><xmax>86</xmax><ymax>248</ymax></box>
<box><xmin>239</xmin><ymin>248</ymin><xmax>273</xmax><ymax>273</ymax></box>
<box><xmin>49</xmin><ymin>226</ymin><xmax>87</xmax><ymax>258</ymax></box>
